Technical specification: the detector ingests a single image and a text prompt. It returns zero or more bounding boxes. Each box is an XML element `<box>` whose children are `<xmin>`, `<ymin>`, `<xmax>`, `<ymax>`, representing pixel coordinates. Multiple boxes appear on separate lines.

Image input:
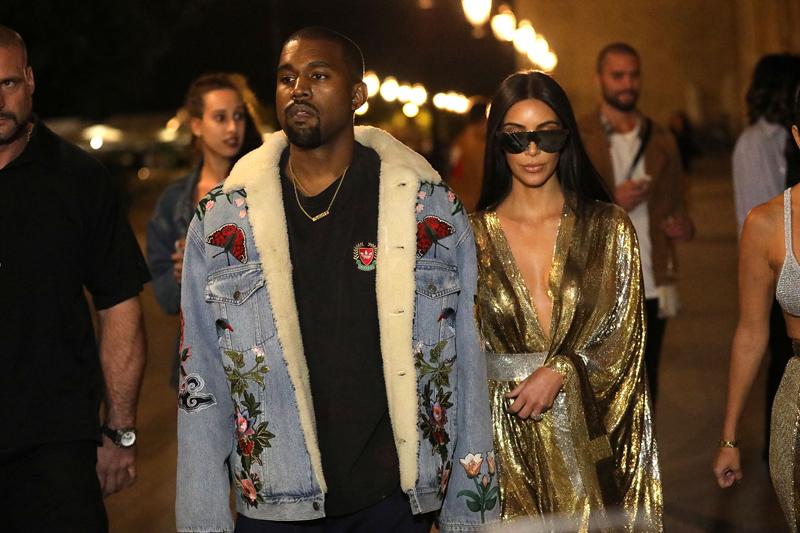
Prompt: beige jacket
<box><xmin>579</xmin><ymin>110</ymin><xmax>690</xmax><ymax>287</ymax></box>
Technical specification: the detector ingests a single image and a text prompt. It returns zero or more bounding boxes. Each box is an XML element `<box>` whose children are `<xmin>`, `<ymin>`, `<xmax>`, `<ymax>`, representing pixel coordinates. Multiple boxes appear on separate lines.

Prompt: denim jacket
<box><xmin>176</xmin><ymin>126</ymin><xmax>498</xmax><ymax>532</ymax></box>
<box><xmin>146</xmin><ymin>164</ymin><xmax>200</xmax><ymax>316</ymax></box>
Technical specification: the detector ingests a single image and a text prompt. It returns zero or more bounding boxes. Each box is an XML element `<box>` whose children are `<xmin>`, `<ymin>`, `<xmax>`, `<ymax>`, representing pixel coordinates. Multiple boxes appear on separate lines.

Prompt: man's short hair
<box><xmin>596</xmin><ymin>42</ymin><xmax>639</xmax><ymax>73</ymax></box>
<box><xmin>0</xmin><ymin>25</ymin><xmax>27</xmax><ymax>65</ymax></box>
<box><xmin>282</xmin><ymin>26</ymin><xmax>364</xmax><ymax>85</ymax></box>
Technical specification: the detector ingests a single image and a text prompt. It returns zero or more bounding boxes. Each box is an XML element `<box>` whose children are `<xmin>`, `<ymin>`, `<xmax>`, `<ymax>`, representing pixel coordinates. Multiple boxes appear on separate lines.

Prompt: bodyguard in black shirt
<box><xmin>0</xmin><ymin>26</ymin><xmax>150</xmax><ymax>532</ymax></box>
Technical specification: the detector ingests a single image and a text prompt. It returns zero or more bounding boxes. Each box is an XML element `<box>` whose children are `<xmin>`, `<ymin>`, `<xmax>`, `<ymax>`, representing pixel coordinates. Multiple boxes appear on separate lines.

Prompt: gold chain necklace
<box><xmin>289</xmin><ymin>159</ymin><xmax>348</xmax><ymax>223</ymax></box>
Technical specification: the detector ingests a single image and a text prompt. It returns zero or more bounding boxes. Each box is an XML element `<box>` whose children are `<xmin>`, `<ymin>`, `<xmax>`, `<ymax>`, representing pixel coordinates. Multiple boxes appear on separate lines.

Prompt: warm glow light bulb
<box><xmin>397</xmin><ymin>84</ymin><xmax>412</xmax><ymax>103</ymax></box>
<box><xmin>410</xmin><ymin>84</ymin><xmax>428</xmax><ymax>106</ymax></box>
<box><xmin>531</xmin><ymin>36</ymin><xmax>549</xmax><ymax>57</ymax></box>
<box><xmin>89</xmin><ymin>135</ymin><xmax>103</xmax><ymax>150</ymax></box>
<box><xmin>355</xmin><ymin>102</ymin><xmax>369</xmax><ymax>115</ymax></box>
<box><xmin>455</xmin><ymin>95</ymin><xmax>471</xmax><ymax>114</ymax></box>
<box><xmin>363</xmin><ymin>71</ymin><xmax>380</xmax><ymax>98</ymax></box>
<box><xmin>461</xmin><ymin>0</ymin><xmax>492</xmax><ymax>27</ymax></box>
<box><xmin>166</xmin><ymin>116</ymin><xmax>181</xmax><ymax>130</ymax></box>
<box><xmin>513</xmin><ymin>20</ymin><xmax>535</xmax><ymax>54</ymax></box>
<box><xmin>433</xmin><ymin>92</ymin><xmax>448</xmax><ymax>109</ymax></box>
<box><xmin>402</xmin><ymin>102</ymin><xmax>420</xmax><ymax>118</ymax></box>
<box><xmin>379</xmin><ymin>77</ymin><xmax>399</xmax><ymax>102</ymax></box>
<box><xmin>490</xmin><ymin>5</ymin><xmax>516</xmax><ymax>42</ymax></box>
<box><xmin>445</xmin><ymin>92</ymin><xmax>460</xmax><ymax>112</ymax></box>
<box><xmin>540</xmin><ymin>51</ymin><xmax>558</xmax><ymax>72</ymax></box>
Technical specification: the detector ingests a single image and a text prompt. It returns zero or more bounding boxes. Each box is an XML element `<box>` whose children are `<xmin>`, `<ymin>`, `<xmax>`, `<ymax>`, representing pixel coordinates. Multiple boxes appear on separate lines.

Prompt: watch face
<box><xmin>119</xmin><ymin>430</ymin><xmax>137</xmax><ymax>447</ymax></box>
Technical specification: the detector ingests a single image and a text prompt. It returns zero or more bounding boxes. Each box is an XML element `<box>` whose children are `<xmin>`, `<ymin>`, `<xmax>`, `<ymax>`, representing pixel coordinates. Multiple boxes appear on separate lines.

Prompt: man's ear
<box><xmin>26</xmin><ymin>66</ymin><xmax>35</xmax><ymax>95</ymax></box>
<box><xmin>351</xmin><ymin>81</ymin><xmax>368</xmax><ymax>111</ymax></box>
<box><xmin>792</xmin><ymin>125</ymin><xmax>800</xmax><ymax>150</ymax></box>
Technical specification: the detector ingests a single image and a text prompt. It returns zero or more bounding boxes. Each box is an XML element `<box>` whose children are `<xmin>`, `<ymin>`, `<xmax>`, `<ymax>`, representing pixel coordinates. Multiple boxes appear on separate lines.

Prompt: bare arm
<box><xmin>96</xmin><ymin>296</ymin><xmax>147</xmax><ymax>496</ymax></box>
<box><xmin>713</xmin><ymin>207</ymin><xmax>775</xmax><ymax>487</ymax></box>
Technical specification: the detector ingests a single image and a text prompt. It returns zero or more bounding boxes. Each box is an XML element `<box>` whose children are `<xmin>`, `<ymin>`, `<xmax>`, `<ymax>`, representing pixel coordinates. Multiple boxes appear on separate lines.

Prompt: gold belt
<box><xmin>485</xmin><ymin>352</ymin><xmax>547</xmax><ymax>381</ymax></box>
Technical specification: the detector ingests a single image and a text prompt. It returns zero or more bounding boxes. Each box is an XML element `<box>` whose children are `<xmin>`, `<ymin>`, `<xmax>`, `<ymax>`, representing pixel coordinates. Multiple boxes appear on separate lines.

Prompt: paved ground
<box><xmin>105</xmin><ymin>155</ymin><xmax>789</xmax><ymax>531</ymax></box>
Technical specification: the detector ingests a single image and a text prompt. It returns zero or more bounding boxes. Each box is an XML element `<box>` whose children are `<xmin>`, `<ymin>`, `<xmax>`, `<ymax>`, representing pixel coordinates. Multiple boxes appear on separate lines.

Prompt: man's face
<box><xmin>276</xmin><ymin>37</ymin><xmax>365</xmax><ymax>149</ymax></box>
<box><xmin>0</xmin><ymin>45</ymin><xmax>34</xmax><ymax>145</ymax></box>
<box><xmin>597</xmin><ymin>52</ymin><xmax>640</xmax><ymax>112</ymax></box>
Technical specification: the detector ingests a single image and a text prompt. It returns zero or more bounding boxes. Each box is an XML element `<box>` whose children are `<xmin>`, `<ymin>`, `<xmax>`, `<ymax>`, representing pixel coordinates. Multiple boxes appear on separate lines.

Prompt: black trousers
<box><xmin>0</xmin><ymin>440</ymin><xmax>107</xmax><ymax>533</ymax></box>
<box><xmin>644</xmin><ymin>298</ymin><xmax>667</xmax><ymax>405</ymax></box>
<box><xmin>234</xmin><ymin>487</ymin><xmax>432</xmax><ymax>533</ymax></box>
<box><xmin>766</xmin><ymin>299</ymin><xmax>794</xmax><ymax>454</ymax></box>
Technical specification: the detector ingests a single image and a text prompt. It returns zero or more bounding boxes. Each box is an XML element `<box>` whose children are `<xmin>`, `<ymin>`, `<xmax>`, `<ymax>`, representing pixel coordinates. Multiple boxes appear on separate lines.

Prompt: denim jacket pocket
<box><xmin>414</xmin><ymin>261</ymin><xmax>460</xmax><ymax>346</ymax></box>
<box><xmin>205</xmin><ymin>263</ymin><xmax>276</xmax><ymax>351</ymax></box>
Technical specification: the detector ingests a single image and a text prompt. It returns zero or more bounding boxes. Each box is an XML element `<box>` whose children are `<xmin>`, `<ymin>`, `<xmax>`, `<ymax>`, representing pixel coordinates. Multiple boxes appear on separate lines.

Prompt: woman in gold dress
<box><xmin>713</xmin><ymin>88</ymin><xmax>800</xmax><ymax>531</ymax></box>
<box><xmin>470</xmin><ymin>71</ymin><xmax>663</xmax><ymax>530</ymax></box>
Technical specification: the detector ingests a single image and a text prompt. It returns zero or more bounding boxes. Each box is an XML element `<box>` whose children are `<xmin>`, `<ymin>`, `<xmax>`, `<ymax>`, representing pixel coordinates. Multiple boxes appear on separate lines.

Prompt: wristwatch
<box><xmin>101</xmin><ymin>425</ymin><xmax>137</xmax><ymax>448</ymax></box>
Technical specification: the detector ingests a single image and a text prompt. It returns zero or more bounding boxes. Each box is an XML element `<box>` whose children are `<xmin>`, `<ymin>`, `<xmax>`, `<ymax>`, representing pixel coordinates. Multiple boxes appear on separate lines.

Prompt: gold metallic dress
<box><xmin>470</xmin><ymin>203</ymin><xmax>663</xmax><ymax>531</ymax></box>
<box><xmin>770</xmin><ymin>343</ymin><xmax>800</xmax><ymax>533</ymax></box>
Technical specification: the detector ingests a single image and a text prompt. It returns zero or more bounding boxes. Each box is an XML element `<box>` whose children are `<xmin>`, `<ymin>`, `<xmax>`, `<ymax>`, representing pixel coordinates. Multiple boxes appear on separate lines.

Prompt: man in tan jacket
<box><xmin>579</xmin><ymin>42</ymin><xmax>694</xmax><ymax>405</ymax></box>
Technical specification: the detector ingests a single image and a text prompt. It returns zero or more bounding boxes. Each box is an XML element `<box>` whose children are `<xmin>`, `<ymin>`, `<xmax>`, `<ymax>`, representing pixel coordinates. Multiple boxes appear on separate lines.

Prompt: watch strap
<box><xmin>101</xmin><ymin>425</ymin><xmax>137</xmax><ymax>447</ymax></box>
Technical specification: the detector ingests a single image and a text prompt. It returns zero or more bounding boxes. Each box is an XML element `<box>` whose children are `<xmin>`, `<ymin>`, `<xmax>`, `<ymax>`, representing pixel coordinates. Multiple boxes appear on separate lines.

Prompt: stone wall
<box><xmin>512</xmin><ymin>0</ymin><xmax>800</xmax><ymax>133</ymax></box>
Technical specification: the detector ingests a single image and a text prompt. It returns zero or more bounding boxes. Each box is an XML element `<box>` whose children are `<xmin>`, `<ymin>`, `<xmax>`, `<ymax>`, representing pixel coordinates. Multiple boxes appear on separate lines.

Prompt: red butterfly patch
<box><xmin>417</xmin><ymin>216</ymin><xmax>455</xmax><ymax>258</ymax></box>
<box><xmin>207</xmin><ymin>224</ymin><xmax>248</xmax><ymax>265</ymax></box>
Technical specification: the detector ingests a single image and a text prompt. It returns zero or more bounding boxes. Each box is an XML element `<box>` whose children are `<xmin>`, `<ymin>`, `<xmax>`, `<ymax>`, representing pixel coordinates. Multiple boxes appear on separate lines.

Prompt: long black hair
<box><xmin>795</xmin><ymin>83</ymin><xmax>800</xmax><ymax>127</ymax></box>
<box><xmin>746</xmin><ymin>54</ymin><xmax>800</xmax><ymax>126</ymax></box>
<box><xmin>476</xmin><ymin>71</ymin><xmax>612</xmax><ymax>214</ymax></box>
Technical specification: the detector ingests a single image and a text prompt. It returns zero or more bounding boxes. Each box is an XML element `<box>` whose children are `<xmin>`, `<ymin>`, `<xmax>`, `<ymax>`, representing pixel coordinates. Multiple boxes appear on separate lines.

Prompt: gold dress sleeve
<box><xmin>470</xmin><ymin>203</ymin><xmax>662</xmax><ymax>532</ymax></box>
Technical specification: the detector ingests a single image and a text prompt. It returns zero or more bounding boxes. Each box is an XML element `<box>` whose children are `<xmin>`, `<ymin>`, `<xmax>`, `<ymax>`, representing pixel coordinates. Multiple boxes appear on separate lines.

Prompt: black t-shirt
<box><xmin>281</xmin><ymin>142</ymin><xmax>400</xmax><ymax>516</ymax></box>
<box><xmin>0</xmin><ymin>121</ymin><xmax>150</xmax><ymax>450</ymax></box>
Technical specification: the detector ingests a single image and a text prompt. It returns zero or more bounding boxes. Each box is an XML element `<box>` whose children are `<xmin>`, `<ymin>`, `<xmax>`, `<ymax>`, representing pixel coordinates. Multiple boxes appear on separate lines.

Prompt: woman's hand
<box><xmin>712</xmin><ymin>446</ymin><xmax>743</xmax><ymax>488</ymax></box>
<box><xmin>505</xmin><ymin>367</ymin><xmax>564</xmax><ymax>420</ymax></box>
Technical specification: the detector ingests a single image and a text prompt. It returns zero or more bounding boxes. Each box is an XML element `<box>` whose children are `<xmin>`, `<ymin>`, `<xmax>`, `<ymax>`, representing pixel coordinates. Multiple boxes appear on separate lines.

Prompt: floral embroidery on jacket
<box><xmin>177</xmin><ymin>311</ymin><xmax>216</xmax><ymax>413</ymax></box>
<box><xmin>416</xmin><ymin>182</ymin><xmax>463</xmax><ymax>216</ymax></box>
<box><xmin>456</xmin><ymin>451</ymin><xmax>498</xmax><ymax>522</ymax></box>
<box><xmin>415</xmin><ymin>339</ymin><xmax>456</xmax><ymax>496</ymax></box>
<box><xmin>224</xmin><ymin>347</ymin><xmax>275</xmax><ymax>508</ymax></box>
<box><xmin>196</xmin><ymin>185</ymin><xmax>247</xmax><ymax>220</ymax></box>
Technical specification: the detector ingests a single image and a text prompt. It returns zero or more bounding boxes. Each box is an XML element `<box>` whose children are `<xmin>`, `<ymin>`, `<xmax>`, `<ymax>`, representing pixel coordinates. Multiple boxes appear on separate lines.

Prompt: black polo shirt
<box><xmin>281</xmin><ymin>142</ymin><xmax>400</xmax><ymax>516</ymax></box>
<box><xmin>0</xmin><ymin>120</ymin><xmax>150</xmax><ymax>450</ymax></box>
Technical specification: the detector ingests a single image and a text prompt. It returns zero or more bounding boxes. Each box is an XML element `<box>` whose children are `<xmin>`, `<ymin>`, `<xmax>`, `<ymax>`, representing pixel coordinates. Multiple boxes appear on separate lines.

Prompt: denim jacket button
<box><xmin>312</xmin><ymin>501</ymin><xmax>320</xmax><ymax>511</ymax></box>
<box><xmin>233</xmin><ymin>290</ymin><xmax>242</xmax><ymax>301</ymax></box>
<box><xmin>427</xmin><ymin>283</ymin><xmax>436</xmax><ymax>292</ymax></box>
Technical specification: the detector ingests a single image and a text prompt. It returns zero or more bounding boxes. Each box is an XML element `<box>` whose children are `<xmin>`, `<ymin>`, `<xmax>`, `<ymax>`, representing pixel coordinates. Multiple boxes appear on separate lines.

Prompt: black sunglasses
<box><xmin>497</xmin><ymin>129</ymin><xmax>570</xmax><ymax>154</ymax></box>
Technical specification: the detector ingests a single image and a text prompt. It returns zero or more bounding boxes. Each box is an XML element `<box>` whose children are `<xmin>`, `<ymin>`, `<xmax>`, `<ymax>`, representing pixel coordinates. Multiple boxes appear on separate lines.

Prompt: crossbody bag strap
<box><xmin>624</xmin><ymin>117</ymin><xmax>652</xmax><ymax>181</ymax></box>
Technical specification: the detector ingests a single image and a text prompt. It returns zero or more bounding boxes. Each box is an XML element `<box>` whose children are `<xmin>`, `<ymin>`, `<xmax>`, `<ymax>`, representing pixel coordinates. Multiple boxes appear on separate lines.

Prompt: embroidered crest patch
<box><xmin>353</xmin><ymin>242</ymin><xmax>378</xmax><ymax>271</ymax></box>
<box><xmin>207</xmin><ymin>224</ymin><xmax>248</xmax><ymax>265</ymax></box>
<box><xmin>417</xmin><ymin>216</ymin><xmax>456</xmax><ymax>258</ymax></box>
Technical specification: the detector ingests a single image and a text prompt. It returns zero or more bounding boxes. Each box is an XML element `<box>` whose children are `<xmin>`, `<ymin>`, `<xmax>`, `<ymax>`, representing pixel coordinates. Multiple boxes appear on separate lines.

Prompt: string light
<box><xmin>490</xmin><ymin>4</ymin><xmax>516</xmax><ymax>42</ymax></box>
<box><xmin>402</xmin><ymin>103</ymin><xmax>420</xmax><ymax>118</ymax></box>
<box><xmin>363</xmin><ymin>71</ymin><xmax>380</xmax><ymax>98</ymax></box>
<box><xmin>461</xmin><ymin>0</ymin><xmax>492</xmax><ymax>37</ymax></box>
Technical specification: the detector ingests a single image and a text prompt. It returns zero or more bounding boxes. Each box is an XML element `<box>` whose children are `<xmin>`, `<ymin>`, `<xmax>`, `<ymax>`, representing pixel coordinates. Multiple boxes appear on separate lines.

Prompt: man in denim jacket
<box><xmin>177</xmin><ymin>27</ymin><xmax>497</xmax><ymax>532</ymax></box>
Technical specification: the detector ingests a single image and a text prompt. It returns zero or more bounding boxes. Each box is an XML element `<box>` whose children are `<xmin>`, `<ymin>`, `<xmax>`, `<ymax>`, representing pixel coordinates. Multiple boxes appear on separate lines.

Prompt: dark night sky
<box><xmin>2</xmin><ymin>0</ymin><xmax>517</xmax><ymax>119</ymax></box>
